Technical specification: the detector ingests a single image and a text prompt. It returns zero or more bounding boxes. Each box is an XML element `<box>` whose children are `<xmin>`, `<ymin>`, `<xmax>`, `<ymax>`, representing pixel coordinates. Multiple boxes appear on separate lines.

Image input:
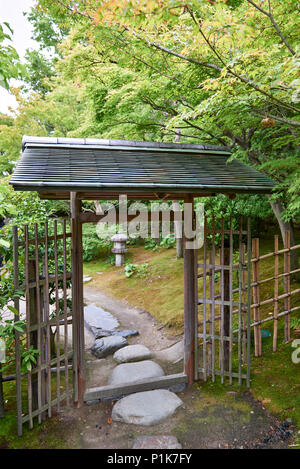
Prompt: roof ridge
<box><xmin>22</xmin><ymin>135</ymin><xmax>231</xmax><ymax>154</ymax></box>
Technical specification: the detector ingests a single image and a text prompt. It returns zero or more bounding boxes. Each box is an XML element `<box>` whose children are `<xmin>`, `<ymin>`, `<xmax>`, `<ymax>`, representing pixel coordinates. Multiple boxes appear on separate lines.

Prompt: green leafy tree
<box><xmin>22</xmin><ymin>8</ymin><xmax>69</xmax><ymax>95</ymax></box>
<box><xmin>0</xmin><ymin>22</ymin><xmax>25</xmax><ymax>89</ymax></box>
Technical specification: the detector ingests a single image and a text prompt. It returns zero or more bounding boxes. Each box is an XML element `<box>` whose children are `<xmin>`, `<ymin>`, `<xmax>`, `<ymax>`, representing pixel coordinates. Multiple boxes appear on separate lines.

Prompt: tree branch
<box><xmin>246</xmin><ymin>0</ymin><xmax>296</xmax><ymax>55</ymax></box>
<box><xmin>251</xmin><ymin>110</ymin><xmax>300</xmax><ymax>127</ymax></box>
<box><xmin>186</xmin><ymin>6</ymin><xmax>299</xmax><ymax>113</ymax></box>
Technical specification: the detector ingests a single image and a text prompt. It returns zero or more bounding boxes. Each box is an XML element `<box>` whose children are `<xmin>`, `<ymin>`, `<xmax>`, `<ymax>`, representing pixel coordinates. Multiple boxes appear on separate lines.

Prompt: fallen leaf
<box><xmin>262</xmin><ymin>398</ymin><xmax>271</xmax><ymax>404</ymax></box>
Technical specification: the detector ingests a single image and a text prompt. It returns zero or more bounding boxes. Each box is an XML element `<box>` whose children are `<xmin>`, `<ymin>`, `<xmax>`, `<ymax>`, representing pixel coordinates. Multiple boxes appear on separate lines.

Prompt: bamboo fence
<box><xmin>197</xmin><ymin>221</ymin><xmax>300</xmax><ymax>386</ymax></box>
<box><xmin>11</xmin><ymin>220</ymin><xmax>73</xmax><ymax>435</ymax></box>
<box><xmin>246</xmin><ymin>231</ymin><xmax>300</xmax><ymax>355</ymax></box>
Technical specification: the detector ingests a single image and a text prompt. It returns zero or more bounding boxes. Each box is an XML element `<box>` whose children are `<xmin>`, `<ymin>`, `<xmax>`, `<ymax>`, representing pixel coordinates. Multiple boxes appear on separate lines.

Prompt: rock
<box><xmin>84</xmin><ymin>304</ymin><xmax>119</xmax><ymax>332</ymax></box>
<box><xmin>113</xmin><ymin>330</ymin><xmax>139</xmax><ymax>339</ymax></box>
<box><xmin>154</xmin><ymin>340</ymin><xmax>184</xmax><ymax>364</ymax></box>
<box><xmin>168</xmin><ymin>383</ymin><xmax>186</xmax><ymax>393</ymax></box>
<box><xmin>83</xmin><ymin>275</ymin><xmax>92</xmax><ymax>283</ymax></box>
<box><xmin>132</xmin><ymin>435</ymin><xmax>182</xmax><ymax>449</ymax></box>
<box><xmin>112</xmin><ymin>389</ymin><xmax>183</xmax><ymax>426</ymax></box>
<box><xmin>108</xmin><ymin>360</ymin><xmax>164</xmax><ymax>386</ymax></box>
<box><xmin>85</xmin><ymin>399</ymin><xmax>100</xmax><ymax>406</ymax></box>
<box><xmin>113</xmin><ymin>344</ymin><xmax>153</xmax><ymax>363</ymax></box>
<box><xmin>91</xmin><ymin>328</ymin><xmax>139</xmax><ymax>340</ymax></box>
<box><xmin>90</xmin><ymin>327</ymin><xmax>112</xmax><ymax>338</ymax></box>
<box><xmin>91</xmin><ymin>336</ymin><xmax>128</xmax><ymax>358</ymax></box>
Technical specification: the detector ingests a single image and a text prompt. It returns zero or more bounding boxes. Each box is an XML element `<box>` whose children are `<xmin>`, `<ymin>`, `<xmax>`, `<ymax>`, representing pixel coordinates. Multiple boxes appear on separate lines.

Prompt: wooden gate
<box><xmin>195</xmin><ymin>217</ymin><xmax>251</xmax><ymax>386</ymax></box>
<box><xmin>12</xmin><ymin>220</ymin><xmax>74</xmax><ymax>435</ymax></box>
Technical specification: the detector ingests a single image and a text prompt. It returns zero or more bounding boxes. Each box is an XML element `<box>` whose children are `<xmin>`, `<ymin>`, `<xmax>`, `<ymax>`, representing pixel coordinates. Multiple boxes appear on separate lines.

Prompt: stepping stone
<box><xmin>112</xmin><ymin>330</ymin><xmax>139</xmax><ymax>339</ymax></box>
<box><xmin>84</xmin><ymin>304</ymin><xmax>119</xmax><ymax>331</ymax></box>
<box><xmin>132</xmin><ymin>435</ymin><xmax>182</xmax><ymax>449</ymax></box>
<box><xmin>91</xmin><ymin>336</ymin><xmax>128</xmax><ymax>358</ymax></box>
<box><xmin>112</xmin><ymin>389</ymin><xmax>183</xmax><ymax>426</ymax></box>
<box><xmin>92</xmin><ymin>328</ymin><xmax>139</xmax><ymax>340</ymax></box>
<box><xmin>154</xmin><ymin>340</ymin><xmax>184</xmax><ymax>364</ymax></box>
<box><xmin>113</xmin><ymin>345</ymin><xmax>153</xmax><ymax>363</ymax></box>
<box><xmin>83</xmin><ymin>275</ymin><xmax>93</xmax><ymax>283</ymax></box>
<box><xmin>108</xmin><ymin>360</ymin><xmax>164</xmax><ymax>386</ymax></box>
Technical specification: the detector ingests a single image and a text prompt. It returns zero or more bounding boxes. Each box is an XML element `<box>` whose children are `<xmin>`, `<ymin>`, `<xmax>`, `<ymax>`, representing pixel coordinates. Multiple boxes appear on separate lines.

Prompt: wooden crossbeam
<box><xmin>84</xmin><ymin>373</ymin><xmax>188</xmax><ymax>402</ymax></box>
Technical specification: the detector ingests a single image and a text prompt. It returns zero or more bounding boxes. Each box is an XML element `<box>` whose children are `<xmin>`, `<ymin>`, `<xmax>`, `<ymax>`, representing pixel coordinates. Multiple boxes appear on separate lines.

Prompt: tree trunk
<box><xmin>268</xmin><ymin>197</ymin><xmax>299</xmax><ymax>281</ymax></box>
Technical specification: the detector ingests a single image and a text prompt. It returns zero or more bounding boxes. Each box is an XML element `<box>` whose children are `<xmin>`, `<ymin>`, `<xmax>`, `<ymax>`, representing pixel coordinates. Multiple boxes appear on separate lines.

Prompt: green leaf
<box><xmin>7</xmin><ymin>305</ymin><xmax>19</xmax><ymax>316</ymax></box>
<box><xmin>0</xmin><ymin>239</ymin><xmax>10</xmax><ymax>249</ymax></box>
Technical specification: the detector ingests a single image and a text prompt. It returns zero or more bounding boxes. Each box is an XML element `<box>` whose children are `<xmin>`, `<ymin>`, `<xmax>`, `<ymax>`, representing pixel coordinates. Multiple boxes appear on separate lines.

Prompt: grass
<box><xmin>0</xmin><ymin>376</ymin><xmax>80</xmax><ymax>449</ymax></box>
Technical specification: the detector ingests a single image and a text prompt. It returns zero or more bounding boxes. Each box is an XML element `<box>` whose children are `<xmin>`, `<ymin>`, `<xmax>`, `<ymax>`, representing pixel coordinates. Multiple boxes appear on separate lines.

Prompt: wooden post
<box><xmin>208</xmin><ymin>251</ymin><xmax>213</xmax><ymax>376</ymax></box>
<box><xmin>172</xmin><ymin>201</ymin><xmax>183</xmax><ymax>258</ymax></box>
<box><xmin>183</xmin><ymin>195</ymin><xmax>196</xmax><ymax>385</ymax></box>
<box><xmin>53</xmin><ymin>221</ymin><xmax>61</xmax><ymax>412</ymax></box>
<box><xmin>34</xmin><ymin>224</ymin><xmax>43</xmax><ymax>423</ymax></box>
<box><xmin>252</xmin><ymin>238</ymin><xmax>261</xmax><ymax>356</ymax></box>
<box><xmin>220</xmin><ymin>217</ymin><xmax>225</xmax><ymax>382</ymax></box>
<box><xmin>223</xmin><ymin>241</ymin><xmax>230</xmax><ymax>371</ymax></box>
<box><xmin>43</xmin><ymin>222</ymin><xmax>52</xmax><ymax>418</ymax></box>
<box><xmin>194</xmin><ymin>237</ymin><xmax>198</xmax><ymax>382</ymax></box>
<box><xmin>246</xmin><ymin>218</ymin><xmax>251</xmax><ymax>388</ymax></box>
<box><xmin>241</xmin><ymin>243</ymin><xmax>247</xmax><ymax>363</ymax></box>
<box><xmin>210</xmin><ymin>217</ymin><xmax>216</xmax><ymax>381</ymax></box>
<box><xmin>62</xmin><ymin>219</ymin><xmax>70</xmax><ymax>405</ymax></box>
<box><xmin>0</xmin><ymin>367</ymin><xmax>4</xmax><ymax>418</ymax></box>
<box><xmin>25</xmin><ymin>226</ymin><xmax>33</xmax><ymax>429</ymax></box>
<box><xmin>273</xmin><ymin>235</ymin><xmax>279</xmax><ymax>352</ymax></box>
<box><xmin>28</xmin><ymin>258</ymin><xmax>39</xmax><ymax>413</ymax></box>
<box><xmin>13</xmin><ymin>226</ymin><xmax>22</xmax><ymax>435</ymax></box>
<box><xmin>237</xmin><ymin>219</ymin><xmax>243</xmax><ymax>386</ymax></box>
<box><xmin>201</xmin><ymin>217</ymin><xmax>208</xmax><ymax>381</ymax></box>
<box><xmin>71</xmin><ymin>192</ymin><xmax>85</xmax><ymax>406</ymax></box>
<box><xmin>284</xmin><ymin>231</ymin><xmax>291</xmax><ymax>343</ymax></box>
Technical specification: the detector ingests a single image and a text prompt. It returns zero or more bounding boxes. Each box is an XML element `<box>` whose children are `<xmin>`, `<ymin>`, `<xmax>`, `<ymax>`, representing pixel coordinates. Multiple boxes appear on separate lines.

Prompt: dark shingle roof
<box><xmin>10</xmin><ymin>136</ymin><xmax>276</xmax><ymax>195</ymax></box>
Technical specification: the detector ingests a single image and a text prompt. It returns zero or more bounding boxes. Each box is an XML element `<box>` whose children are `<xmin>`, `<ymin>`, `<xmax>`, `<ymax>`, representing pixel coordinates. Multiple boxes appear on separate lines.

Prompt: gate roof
<box><xmin>10</xmin><ymin>136</ymin><xmax>276</xmax><ymax>198</ymax></box>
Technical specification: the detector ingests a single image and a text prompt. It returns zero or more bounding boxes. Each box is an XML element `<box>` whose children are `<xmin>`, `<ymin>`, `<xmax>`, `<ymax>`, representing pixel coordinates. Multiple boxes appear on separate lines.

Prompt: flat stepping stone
<box><xmin>113</xmin><ymin>345</ymin><xmax>153</xmax><ymax>363</ymax></box>
<box><xmin>108</xmin><ymin>360</ymin><xmax>164</xmax><ymax>386</ymax></box>
<box><xmin>112</xmin><ymin>330</ymin><xmax>139</xmax><ymax>339</ymax></box>
<box><xmin>132</xmin><ymin>435</ymin><xmax>182</xmax><ymax>449</ymax></box>
<box><xmin>112</xmin><ymin>389</ymin><xmax>183</xmax><ymax>426</ymax></box>
<box><xmin>91</xmin><ymin>336</ymin><xmax>128</xmax><ymax>358</ymax></box>
<box><xmin>83</xmin><ymin>275</ymin><xmax>92</xmax><ymax>283</ymax></box>
<box><xmin>84</xmin><ymin>304</ymin><xmax>119</xmax><ymax>331</ymax></box>
<box><xmin>92</xmin><ymin>328</ymin><xmax>139</xmax><ymax>340</ymax></box>
<box><xmin>154</xmin><ymin>340</ymin><xmax>184</xmax><ymax>364</ymax></box>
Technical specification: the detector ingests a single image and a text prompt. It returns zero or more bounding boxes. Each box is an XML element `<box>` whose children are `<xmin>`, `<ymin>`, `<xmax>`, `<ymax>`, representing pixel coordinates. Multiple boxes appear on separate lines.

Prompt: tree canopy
<box><xmin>0</xmin><ymin>0</ymin><xmax>299</xmax><ymax>232</ymax></box>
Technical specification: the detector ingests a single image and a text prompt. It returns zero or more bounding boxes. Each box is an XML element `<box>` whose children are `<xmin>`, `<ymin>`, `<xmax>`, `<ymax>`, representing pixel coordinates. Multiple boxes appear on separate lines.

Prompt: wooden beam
<box><xmin>77</xmin><ymin>192</ymin><xmax>215</xmax><ymax>200</ymax></box>
<box><xmin>79</xmin><ymin>210</ymin><xmax>183</xmax><ymax>224</ymax></box>
<box><xmin>39</xmin><ymin>191</ymin><xmax>216</xmax><ymax>201</ymax></box>
<box><xmin>83</xmin><ymin>373</ymin><xmax>188</xmax><ymax>402</ymax></box>
<box><xmin>70</xmin><ymin>192</ymin><xmax>85</xmax><ymax>407</ymax></box>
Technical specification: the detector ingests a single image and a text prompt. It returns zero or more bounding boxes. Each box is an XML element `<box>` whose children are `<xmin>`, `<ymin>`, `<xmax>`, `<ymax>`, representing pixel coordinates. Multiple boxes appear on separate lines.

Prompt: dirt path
<box><xmin>55</xmin><ymin>285</ymin><xmax>294</xmax><ymax>449</ymax></box>
<box><xmin>83</xmin><ymin>285</ymin><xmax>180</xmax><ymax>352</ymax></box>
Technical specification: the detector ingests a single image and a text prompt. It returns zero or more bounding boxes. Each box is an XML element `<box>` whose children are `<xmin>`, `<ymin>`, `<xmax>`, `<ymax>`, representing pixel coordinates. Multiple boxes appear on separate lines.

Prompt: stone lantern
<box><xmin>111</xmin><ymin>233</ymin><xmax>128</xmax><ymax>266</ymax></box>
